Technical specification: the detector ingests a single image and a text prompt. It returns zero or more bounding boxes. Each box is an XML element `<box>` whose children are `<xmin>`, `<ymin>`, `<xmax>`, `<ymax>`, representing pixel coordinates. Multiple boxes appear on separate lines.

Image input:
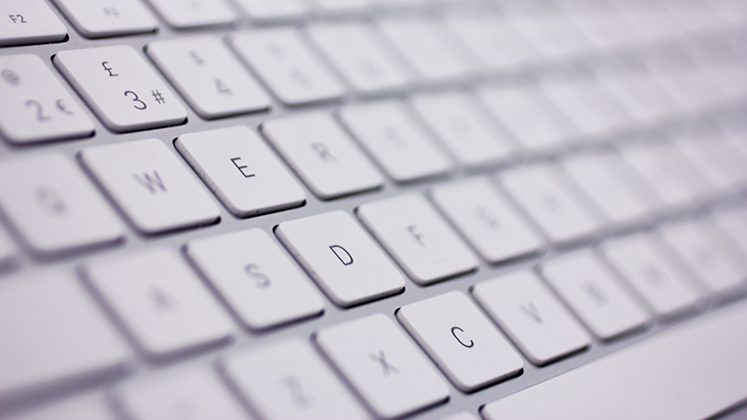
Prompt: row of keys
<box><xmin>3</xmin><ymin>205</ymin><xmax>745</xmax><ymax>417</ymax></box>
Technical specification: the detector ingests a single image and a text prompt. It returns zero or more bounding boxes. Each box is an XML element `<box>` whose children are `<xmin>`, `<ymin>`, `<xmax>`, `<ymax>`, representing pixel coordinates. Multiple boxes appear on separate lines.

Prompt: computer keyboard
<box><xmin>1</xmin><ymin>0</ymin><xmax>747</xmax><ymax>419</ymax></box>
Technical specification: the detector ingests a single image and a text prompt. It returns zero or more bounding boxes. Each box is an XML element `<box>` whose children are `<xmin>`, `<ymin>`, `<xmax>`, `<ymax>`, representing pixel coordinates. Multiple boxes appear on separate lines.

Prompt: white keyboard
<box><xmin>1</xmin><ymin>0</ymin><xmax>747</xmax><ymax>419</ymax></box>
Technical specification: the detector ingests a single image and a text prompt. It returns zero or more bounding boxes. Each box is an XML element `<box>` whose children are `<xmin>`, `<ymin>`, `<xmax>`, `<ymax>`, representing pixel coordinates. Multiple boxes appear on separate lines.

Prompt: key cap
<box><xmin>376</xmin><ymin>19</ymin><xmax>479</xmax><ymax>83</ymax></box>
<box><xmin>0</xmin><ymin>0</ymin><xmax>67</xmax><ymax>47</ymax></box>
<box><xmin>9</xmin><ymin>394</ymin><xmax>115</xmax><ymax>420</ymax></box>
<box><xmin>338</xmin><ymin>100</ymin><xmax>453</xmax><ymax>182</ymax></box>
<box><xmin>314</xmin><ymin>314</ymin><xmax>450</xmax><ymax>419</ymax></box>
<box><xmin>221</xmin><ymin>338</ymin><xmax>369</xmax><ymax>420</ymax></box>
<box><xmin>275</xmin><ymin>210</ymin><xmax>405</xmax><ymax>307</ymax></box>
<box><xmin>234</xmin><ymin>0</ymin><xmax>308</xmax><ymax>21</ymax></box>
<box><xmin>431</xmin><ymin>178</ymin><xmax>543</xmax><ymax>264</ymax></box>
<box><xmin>116</xmin><ymin>369</ymin><xmax>248</xmax><ymax>420</ymax></box>
<box><xmin>80</xmin><ymin>139</ymin><xmax>221</xmax><ymax>235</ymax></box>
<box><xmin>0</xmin><ymin>274</ymin><xmax>129</xmax><ymax>402</ymax></box>
<box><xmin>714</xmin><ymin>208</ymin><xmax>747</xmax><ymax>257</ymax></box>
<box><xmin>477</xmin><ymin>85</ymin><xmax>579</xmax><ymax>150</ymax></box>
<box><xmin>602</xmin><ymin>234</ymin><xmax>702</xmax><ymax>319</ymax></box>
<box><xmin>675</xmin><ymin>135</ymin><xmax>747</xmax><ymax>192</ymax></box>
<box><xmin>619</xmin><ymin>143</ymin><xmax>712</xmax><ymax>209</ymax></box>
<box><xmin>147</xmin><ymin>36</ymin><xmax>271</xmax><ymax>119</ymax></box>
<box><xmin>541</xmin><ymin>78</ymin><xmax>633</xmax><ymax>139</ymax></box>
<box><xmin>508</xmin><ymin>11</ymin><xmax>593</xmax><ymax>60</ymax></box>
<box><xmin>596</xmin><ymin>72</ymin><xmax>682</xmax><ymax>123</ymax></box>
<box><xmin>83</xmin><ymin>248</ymin><xmax>234</xmax><ymax>359</ymax></box>
<box><xmin>484</xmin><ymin>299</ymin><xmax>747</xmax><ymax>420</ymax></box>
<box><xmin>497</xmin><ymin>165</ymin><xmax>602</xmax><ymax>246</ymax></box>
<box><xmin>0</xmin><ymin>153</ymin><xmax>125</xmax><ymax>257</ymax></box>
<box><xmin>473</xmin><ymin>270</ymin><xmax>591</xmax><ymax>366</ymax></box>
<box><xmin>146</xmin><ymin>0</ymin><xmax>237</xmax><ymax>28</ymax></box>
<box><xmin>409</xmin><ymin>92</ymin><xmax>514</xmax><ymax>167</ymax></box>
<box><xmin>443</xmin><ymin>15</ymin><xmax>541</xmax><ymax>71</ymax></box>
<box><xmin>261</xmin><ymin>112</ymin><xmax>383</xmax><ymax>199</ymax></box>
<box><xmin>539</xmin><ymin>250</ymin><xmax>651</xmax><ymax>340</ymax></box>
<box><xmin>0</xmin><ymin>54</ymin><xmax>94</xmax><ymax>144</ymax></box>
<box><xmin>398</xmin><ymin>291</ymin><xmax>524</xmax><ymax>392</ymax></box>
<box><xmin>175</xmin><ymin>126</ymin><xmax>306</xmax><ymax>218</ymax></box>
<box><xmin>559</xmin><ymin>3</ymin><xmax>640</xmax><ymax>50</ymax></box>
<box><xmin>0</xmin><ymin>227</ymin><xmax>17</xmax><ymax>271</ymax></box>
<box><xmin>357</xmin><ymin>193</ymin><xmax>479</xmax><ymax>285</ymax></box>
<box><xmin>560</xmin><ymin>153</ymin><xmax>653</xmax><ymax>226</ymax></box>
<box><xmin>229</xmin><ymin>28</ymin><xmax>345</xmax><ymax>106</ymax></box>
<box><xmin>660</xmin><ymin>221</ymin><xmax>746</xmax><ymax>296</ymax></box>
<box><xmin>185</xmin><ymin>228</ymin><xmax>325</xmax><ymax>330</ymax></box>
<box><xmin>54</xmin><ymin>45</ymin><xmax>187</xmax><ymax>133</ymax></box>
<box><xmin>52</xmin><ymin>0</ymin><xmax>158</xmax><ymax>38</ymax></box>
<box><xmin>308</xmin><ymin>23</ymin><xmax>411</xmax><ymax>94</ymax></box>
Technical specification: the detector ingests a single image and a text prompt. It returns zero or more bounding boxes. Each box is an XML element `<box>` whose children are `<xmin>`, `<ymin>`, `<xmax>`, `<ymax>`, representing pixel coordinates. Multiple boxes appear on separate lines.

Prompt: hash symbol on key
<box><xmin>152</xmin><ymin>90</ymin><xmax>165</xmax><ymax>105</ymax></box>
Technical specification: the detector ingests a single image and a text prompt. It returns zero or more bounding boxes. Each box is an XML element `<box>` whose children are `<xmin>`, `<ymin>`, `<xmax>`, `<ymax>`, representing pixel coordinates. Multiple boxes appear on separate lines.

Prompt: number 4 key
<box><xmin>54</xmin><ymin>45</ymin><xmax>187</xmax><ymax>133</ymax></box>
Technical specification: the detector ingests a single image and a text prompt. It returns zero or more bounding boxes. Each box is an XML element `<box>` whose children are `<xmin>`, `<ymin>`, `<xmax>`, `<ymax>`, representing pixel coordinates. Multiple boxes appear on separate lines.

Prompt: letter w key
<box><xmin>134</xmin><ymin>171</ymin><xmax>166</xmax><ymax>193</ymax></box>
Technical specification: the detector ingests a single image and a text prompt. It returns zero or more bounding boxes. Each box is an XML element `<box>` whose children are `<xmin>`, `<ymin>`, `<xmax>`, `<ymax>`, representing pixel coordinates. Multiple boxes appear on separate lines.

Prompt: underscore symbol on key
<box><xmin>151</xmin><ymin>90</ymin><xmax>165</xmax><ymax>105</ymax></box>
<box><xmin>369</xmin><ymin>350</ymin><xmax>399</xmax><ymax>376</ymax></box>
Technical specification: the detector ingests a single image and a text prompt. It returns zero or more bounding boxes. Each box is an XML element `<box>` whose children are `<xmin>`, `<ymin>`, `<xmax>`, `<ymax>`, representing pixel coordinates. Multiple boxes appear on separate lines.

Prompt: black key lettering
<box><xmin>369</xmin><ymin>351</ymin><xmax>399</xmax><ymax>376</ymax></box>
<box><xmin>407</xmin><ymin>225</ymin><xmax>425</xmax><ymax>246</ymax></box>
<box><xmin>102</xmin><ymin>61</ymin><xmax>118</xmax><ymax>77</ymax></box>
<box><xmin>150</xmin><ymin>286</ymin><xmax>177</xmax><ymax>311</ymax></box>
<box><xmin>103</xmin><ymin>7</ymin><xmax>119</xmax><ymax>17</ymax></box>
<box><xmin>9</xmin><ymin>14</ymin><xmax>27</xmax><ymax>24</ymax></box>
<box><xmin>329</xmin><ymin>245</ymin><xmax>353</xmax><ymax>266</ymax></box>
<box><xmin>280</xmin><ymin>376</ymin><xmax>314</xmax><ymax>409</ymax></box>
<box><xmin>34</xmin><ymin>186</ymin><xmax>66</xmax><ymax>215</ymax></box>
<box><xmin>189</xmin><ymin>50</ymin><xmax>204</xmax><ymax>65</ymax></box>
<box><xmin>124</xmin><ymin>90</ymin><xmax>147</xmax><ymax>110</ymax></box>
<box><xmin>311</xmin><ymin>142</ymin><xmax>335</xmax><ymax>162</ymax></box>
<box><xmin>151</xmin><ymin>90</ymin><xmax>165</xmax><ymax>105</ymax></box>
<box><xmin>216</xmin><ymin>78</ymin><xmax>232</xmax><ymax>95</ymax></box>
<box><xmin>582</xmin><ymin>280</ymin><xmax>608</xmax><ymax>305</ymax></box>
<box><xmin>244</xmin><ymin>263</ymin><xmax>271</xmax><ymax>288</ymax></box>
<box><xmin>134</xmin><ymin>171</ymin><xmax>167</xmax><ymax>193</ymax></box>
<box><xmin>25</xmin><ymin>99</ymin><xmax>51</xmax><ymax>122</ymax></box>
<box><xmin>451</xmin><ymin>326</ymin><xmax>475</xmax><ymax>348</ymax></box>
<box><xmin>1</xmin><ymin>69</ymin><xmax>20</xmax><ymax>85</ymax></box>
<box><xmin>56</xmin><ymin>99</ymin><xmax>73</xmax><ymax>115</ymax></box>
<box><xmin>230</xmin><ymin>157</ymin><xmax>255</xmax><ymax>178</ymax></box>
<box><xmin>519</xmin><ymin>302</ymin><xmax>542</xmax><ymax>323</ymax></box>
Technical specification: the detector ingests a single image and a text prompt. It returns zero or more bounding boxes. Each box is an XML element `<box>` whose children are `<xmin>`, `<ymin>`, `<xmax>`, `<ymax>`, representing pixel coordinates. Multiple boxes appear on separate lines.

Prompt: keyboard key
<box><xmin>338</xmin><ymin>100</ymin><xmax>453</xmax><ymax>182</ymax></box>
<box><xmin>0</xmin><ymin>153</ymin><xmax>125</xmax><ymax>257</ymax></box>
<box><xmin>559</xmin><ymin>153</ymin><xmax>654</xmax><ymax>226</ymax></box>
<box><xmin>431</xmin><ymin>178</ymin><xmax>543</xmax><ymax>264</ymax></box>
<box><xmin>9</xmin><ymin>394</ymin><xmax>115</xmax><ymax>420</ymax></box>
<box><xmin>481</xmin><ymin>299</ymin><xmax>747</xmax><ymax>420</ymax></box>
<box><xmin>497</xmin><ymin>165</ymin><xmax>602</xmax><ymax>246</ymax></box>
<box><xmin>185</xmin><ymin>228</ymin><xmax>325</xmax><ymax>330</ymax></box>
<box><xmin>357</xmin><ymin>193</ymin><xmax>478</xmax><ymax>285</ymax></box>
<box><xmin>221</xmin><ymin>338</ymin><xmax>369</xmax><ymax>420</ymax></box>
<box><xmin>146</xmin><ymin>0</ymin><xmax>237</xmax><ymax>28</ymax></box>
<box><xmin>443</xmin><ymin>15</ymin><xmax>541</xmax><ymax>71</ymax></box>
<box><xmin>83</xmin><ymin>248</ymin><xmax>234</xmax><ymax>359</ymax></box>
<box><xmin>147</xmin><ymin>36</ymin><xmax>271</xmax><ymax>119</ymax></box>
<box><xmin>602</xmin><ymin>234</ymin><xmax>702</xmax><ymax>319</ymax></box>
<box><xmin>80</xmin><ymin>139</ymin><xmax>221</xmax><ymax>235</ymax></box>
<box><xmin>261</xmin><ymin>112</ymin><xmax>384</xmax><ymax>199</ymax></box>
<box><xmin>52</xmin><ymin>0</ymin><xmax>158</xmax><ymax>38</ymax></box>
<box><xmin>477</xmin><ymin>85</ymin><xmax>578</xmax><ymax>150</ymax></box>
<box><xmin>0</xmin><ymin>54</ymin><xmax>94</xmax><ymax>144</ymax></box>
<box><xmin>0</xmin><ymin>274</ymin><xmax>130</xmax><ymax>401</ymax></box>
<box><xmin>409</xmin><ymin>92</ymin><xmax>515</xmax><ymax>167</ymax></box>
<box><xmin>559</xmin><ymin>3</ymin><xmax>640</xmax><ymax>50</ymax></box>
<box><xmin>229</xmin><ymin>28</ymin><xmax>345</xmax><ymax>106</ymax></box>
<box><xmin>314</xmin><ymin>314</ymin><xmax>450</xmax><ymax>419</ymax></box>
<box><xmin>540</xmin><ymin>250</ymin><xmax>651</xmax><ymax>340</ymax></box>
<box><xmin>275</xmin><ymin>210</ymin><xmax>405</xmax><ymax>307</ymax></box>
<box><xmin>234</xmin><ymin>0</ymin><xmax>308</xmax><ymax>21</ymax></box>
<box><xmin>398</xmin><ymin>291</ymin><xmax>524</xmax><ymax>392</ymax></box>
<box><xmin>54</xmin><ymin>45</ymin><xmax>187</xmax><ymax>133</ymax></box>
<box><xmin>116</xmin><ymin>369</ymin><xmax>248</xmax><ymax>420</ymax></box>
<box><xmin>619</xmin><ymin>143</ymin><xmax>712</xmax><ymax>209</ymax></box>
<box><xmin>175</xmin><ymin>126</ymin><xmax>306</xmax><ymax>218</ymax></box>
<box><xmin>0</xmin><ymin>0</ymin><xmax>67</xmax><ymax>47</ymax></box>
<box><xmin>473</xmin><ymin>270</ymin><xmax>591</xmax><ymax>366</ymax></box>
<box><xmin>541</xmin><ymin>78</ymin><xmax>633</xmax><ymax>139</ymax></box>
<box><xmin>596</xmin><ymin>72</ymin><xmax>682</xmax><ymax>123</ymax></box>
<box><xmin>308</xmin><ymin>23</ymin><xmax>411</xmax><ymax>94</ymax></box>
<box><xmin>376</xmin><ymin>19</ymin><xmax>479</xmax><ymax>82</ymax></box>
<box><xmin>714</xmin><ymin>208</ymin><xmax>747</xmax><ymax>257</ymax></box>
<box><xmin>675</xmin><ymin>135</ymin><xmax>747</xmax><ymax>192</ymax></box>
<box><xmin>660</xmin><ymin>221</ymin><xmax>747</xmax><ymax>296</ymax></box>
<box><xmin>508</xmin><ymin>11</ymin><xmax>593</xmax><ymax>60</ymax></box>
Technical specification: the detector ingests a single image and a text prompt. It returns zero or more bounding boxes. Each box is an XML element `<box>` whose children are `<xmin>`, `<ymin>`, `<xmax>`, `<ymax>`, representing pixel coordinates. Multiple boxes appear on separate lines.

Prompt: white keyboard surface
<box><xmin>2</xmin><ymin>0</ymin><xmax>747</xmax><ymax>419</ymax></box>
